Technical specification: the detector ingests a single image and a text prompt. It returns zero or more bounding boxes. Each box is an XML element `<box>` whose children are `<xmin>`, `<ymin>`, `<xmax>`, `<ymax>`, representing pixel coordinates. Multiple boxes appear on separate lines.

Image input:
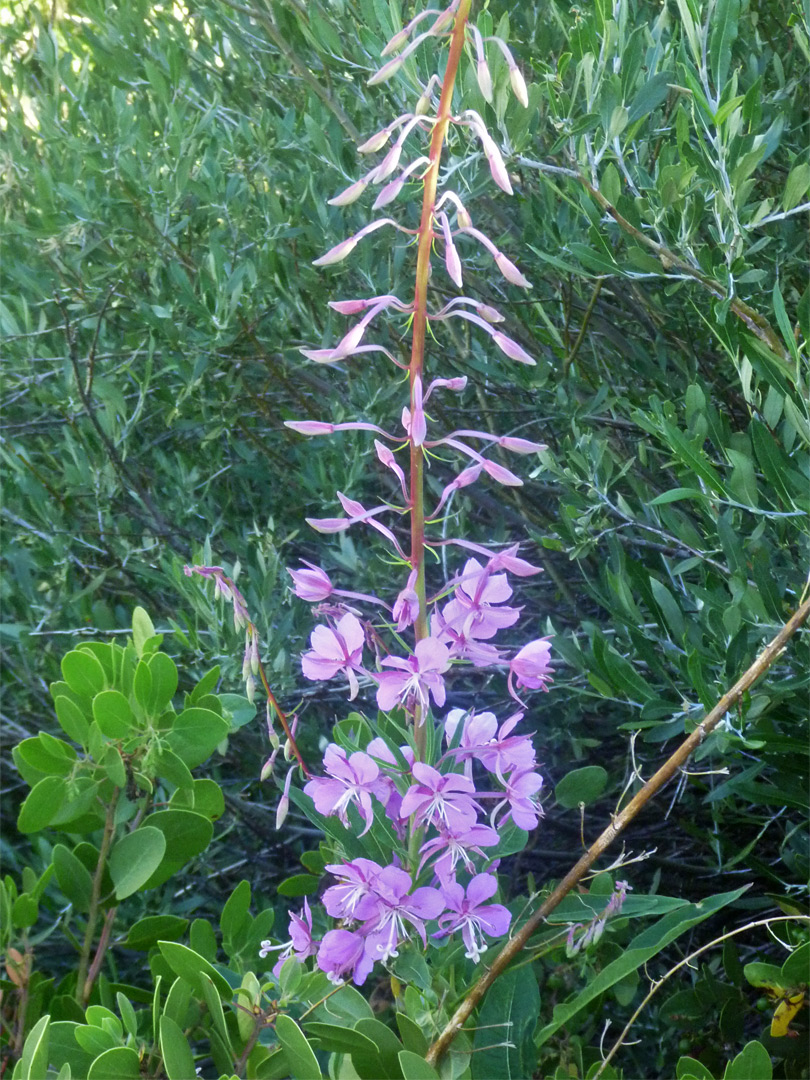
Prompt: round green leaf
<box><xmin>54</xmin><ymin>695</ymin><xmax>90</xmax><ymax>745</ymax></box>
<box><xmin>109</xmin><ymin>827</ymin><xmax>166</xmax><ymax>899</ymax></box>
<box><xmin>92</xmin><ymin>690</ymin><xmax>134</xmax><ymax>738</ymax></box>
<box><xmin>61</xmin><ymin>650</ymin><xmax>106</xmax><ymax>698</ymax></box>
<box><xmin>18</xmin><ymin>775</ymin><xmax>68</xmax><ymax>832</ymax></box>
<box><xmin>781</xmin><ymin>942</ymin><xmax>810</xmax><ymax>986</ymax></box>
<box><xmin>555</xmin><ymin>766</ymin><xmax>609</xmax><ymax>809</ymax></box>
<box><xmin>165</xmin><ymin>707</ymin><xmax>229</xmax><ymax>768</ymax></box>
<box><xmin>87</xmin><ymin>1046</ymin><xmax>141</xmax><ymax>1080</ymax></box>
<box><xmin>132</xmin><ymin>660</ymin><xmax>153</xmax><ymax>710</ymax></box>
<box><xmin>141</xmin><ymin>809</ymin><xmax>213</xmax><ymax>865</ymax></box>
<box><xmin>147</xmin><ymin>652</ymin><xmax>178</xmax><ymax>711</ymax></box>
<box><xmin>191</xmin><ymin>778</ymin><xmax>225</xmax><ymax>820</ymax></box>
<box><xmin>132</xmin><ymin>607</ymin><xmax>156</xmax><ymax>657</ymax></box>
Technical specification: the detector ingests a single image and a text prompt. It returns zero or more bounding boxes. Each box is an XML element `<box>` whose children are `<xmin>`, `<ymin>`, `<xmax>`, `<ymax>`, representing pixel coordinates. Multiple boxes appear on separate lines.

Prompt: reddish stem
<box><xmin>409</xmin><ymin>0</ymin><xmax>471</xmax><ymax>759</ymax></box>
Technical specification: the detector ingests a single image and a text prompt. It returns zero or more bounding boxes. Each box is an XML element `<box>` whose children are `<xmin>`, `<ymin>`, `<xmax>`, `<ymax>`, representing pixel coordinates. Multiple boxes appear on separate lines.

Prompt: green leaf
<box><xmin>191</xmin><ymin>778</ymin><xmax>225</xmax><ymax>820</ymax></box>
<box><xmin>109</xmin><ymin>827</ymin><xmax>167</xmax><ymax>899</ymax></box>
<box><xmin>677</xmin><ymin>1056</ymin><xmax>715</xmax><ymax>1080</ymax></box>
<box><xmin>125</xmin><ymin>915</ymin><xmax>189</xmax><ymax>950</ymax></box>
<box><xmin>221</xmin><ymin>880</ymin><xmax>251</xmax><ymax>946</ymax></box>
<box><xmin>773</xmin><ymin>281</ymin><xmax>801</xmax><ymax>364</ymax></box>
<box><xmin>274</xmin><ymin>1014</ymin><xmax>324</xmax><ymax>1080</ymax></box>
<box><xmin>87</xmin><ymin>1046</ymin><xmax>142</xmax><ymax>1079</ymax></box>
<box><xmin>18</xmin><ymin>776</ymin><xmax>68</xmax><ymax>832</ymax></box>
<box><xmin>116</xmin><ymin>992</ymin><xmax>138</xmax><ymax>1039</ymax></box>
<box><xmin>19</xmin><ymin>1014</ymin><xmax>50</xmax><ymax>1080</ymax></box>
<box><xmin>537</xmin><ymin>887</ymin><xmax>749</xmax><ymax>1046</ymax></box>
<box><xmin>132</xmin><ymin>607</ymin><xmax>156</xmax><ymax>657</ymax></box>
<box><xmin>147</xmin><ymin>652</ymin><xmax>179</xmax><ymax>711</ymax></box>
<box><xmin>142</xmin><ymin>809</ymin><xmax>213</xmax><ymax>864</ymax></box>
<box><xmin>53</xmin><ymin>844</ymin><xmax>94</xmax><ymax>911</ymax></box>
<box><xmin>352</xmin><ymin>1018</ymin><xmax>405</xmax><ymax>1080</ymax></box>
<box><xmin>159</xmin><ymin>1015</ymin><xmax>197</xmax><ymax>1080</ymax></box>
<box><xmin>92</xmin><ymin>690</ymin><xmax>135</xmax><ymax>739</ymax></box>
<box><xmin>54</xmin><ymin>696</ymin><xmax>90</xmax><ymax>745</ymax></box>
<box><xmin>710</xmin><ymin>0</ymin><xmax>740</xmax><ymax>90</ymax></box>
<box><xmin>278</xmin><ymin>874</ymin><xmax>320</xmax><ymax>897</ymax></box>
<box><xmin>201</xmin><ymin>973</ymin><xmax>234</xmax><ymax>1055</ymax></box>
<box><xmin>649</xmin><ymin>487</ymin><xmax>704</xmax><ymax>505</ymax></box>
<box><xmin>398</xmin><ymin>1051</ymin><xmax>439</xmax><ymax>1080</ymax></box>
<box><xmin>132</xmin><ymin>660</ymin><xmax>153</xmax><ymax>710</ymax></box>
<box><xmin>61</xmin><ymin>650</ymin><xmax>106</xmax><ymax>698</ymax></box>
<box><xmin>723</xmin><ymin>1040</ymin><xmax>772</xmax><ymax>1080</ymax></box>
<box><xmin>157</xmin><ymin>941</ymin><xmax>232</xmax><ymax>1000</ymax></box>
<box><xmin>783</xmin><ymin>162</ymin><xmax>810</xmax><ymax>211</ymax></box>
<box><xmin>781</xmin><ymin>941</ymin><xmax>810</xmax><ymax>985</ymax></box>
<box><xmin>555</xmin><ymin>766</ymin><xmax>608</xmax><ymax>808</ymax></box>
<box><xmin>472</xmin><ymin>965</ymin><xmax>539</xmax><ymax>1080</ymax></box>
<box><xmin>302</xmin><ymin>1022</ymin><xmax>378</xmax><ymax>1056</ymax></box>
<box><xmin>165</xmin><ymin>707</ymin><xmax>229</xmax><ymax>768</ymax></box>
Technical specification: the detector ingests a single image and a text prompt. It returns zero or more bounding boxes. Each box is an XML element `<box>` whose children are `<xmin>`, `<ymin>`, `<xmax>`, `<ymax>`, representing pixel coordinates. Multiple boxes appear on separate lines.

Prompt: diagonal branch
<box><xmin>426</xmin><ymin>593</ymin><xmax>810</xmax><ymax>1066</ymax></box>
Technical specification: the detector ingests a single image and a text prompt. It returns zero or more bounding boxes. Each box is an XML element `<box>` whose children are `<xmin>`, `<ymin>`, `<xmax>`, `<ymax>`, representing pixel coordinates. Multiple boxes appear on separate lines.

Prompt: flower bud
<box><xmin>288</xmin><ymin>563</ymin><xmax>333</xmax><ymax>602</ymax></box>
<box><xmin>494</xmin><ymin>251</ymin><xmax>532</xmax><ymax>289</ymax></box>
<box><xmin>284</xmin><ymin>420</ymin><xmax>335</xmax><ymax>435</ymax></box>
<box><xmin>492</xmin><ymin>331</ymin><xmax>536</xmax><ymax>365</ymax></box>
<box><xmin>328</xmin><ymin>178</ymin><xmax>368</xmax><ymax>206</ymax></box>
<box><xmin>313</xmin><ymin>235</ymin><xmax>358</xmax><ymax>267</ymax></box>
<box><xmin>499</xmin><ymin>436</ymin><xmax>547</xmax><ymax>453</ymax></box>
<box><xmin>477</xmin><ymin>59</ymin><xmax>493</xmax><ymax>103</ymax></box>
<box><xmin>381</xmin><ymin>27</ymin><xmax>409</xmax><ymax>56</ymax></box>
<box><xmin>368</xmin><ymin>55</ymin><xmax>404</xmax><ymax>86</ymax></box>
<box><xmin>358</xmin><ymin>127</ymin><xmax>393</xmax><ymax>154</ymax></box>
<box><xmin>510</xmin><ymin>66</ymin><xmax>529</xmax><ymax>108</ymax></box>
<box><xmin>478</xmin><ymin>303</ymin><xmax>504</xmax><ymax>323</ymax></box>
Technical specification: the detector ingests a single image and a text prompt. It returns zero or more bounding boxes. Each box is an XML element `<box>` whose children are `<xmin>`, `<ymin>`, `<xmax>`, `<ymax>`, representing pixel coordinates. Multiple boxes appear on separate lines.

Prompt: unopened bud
<box><xmin>381</xmin><ymin>28</ymin><xmax>409</xmax><ymax>56</ymax></box>
<box><xmin>367</xmin><ymin>55</ymin><xmax>404</xmax><ymax>86</ymax></box>
<box><xmin>260</xmin><ymin>757</ymin><xmax>274</xmax><ymax>781</ymax></box>
<box><xmin>478</xmin><ymin>303</ymin><xmax>504</xmax><ymax>323</ymax></box>
<box><xmin>358</xmin><ymin>127</ymin><xmax>392</xmax><ymax>154</ymax></box>
<box><xmin>313</xmin><ymin>235</ymin><xmax>359</xmax><ymax>267</ymax></box>
<box><xmin>494</xmin><ymin>251</ymin><xmax>532</xmax><ymax>289</ymax></box>
<box><xmin>477</xmin><ymin>59</ymin><xmax>493</xmax><ymax>103</ymax></box>
<box><xmin>328</xmin><ymin>178</ymin><xmax>368</xmax><ymax>206</ymax></box>
<box><xmin>245</xmin><ymin>674</ymin><xmax>256</xmax><ymax>703</ymax></box>
<box><xmin>510</xmin><ymin>66</ymin><xmax>529</xmax><ymax>108</ymax></box>
<box><xmin>492</xmin><ymin>331</ymin><xmax>536</xmax><ymax>364</ymax></box>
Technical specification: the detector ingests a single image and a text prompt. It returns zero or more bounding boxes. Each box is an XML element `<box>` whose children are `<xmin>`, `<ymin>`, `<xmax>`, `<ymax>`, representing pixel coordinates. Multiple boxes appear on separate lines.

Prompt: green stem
<box><xmin>409</xmin><ymin>0</ymin><xmax>471</xmax><ymax>762</ymax></box>
<box><xmin>76</xmin><ymin>789</ymin><xmax>119</xmax><ymax>1006</ymax></box>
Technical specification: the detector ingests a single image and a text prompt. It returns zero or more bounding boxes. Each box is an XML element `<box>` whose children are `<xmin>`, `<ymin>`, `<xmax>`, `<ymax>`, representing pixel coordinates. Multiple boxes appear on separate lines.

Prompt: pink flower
<box><xmin>259</xmin><ymin>898</ymin><xmax>318</xmax><ymax>977</ymax></box>
<box><xmin>303</xmin><ymin>745</ymin><xmax>384</xmax><ymax>835</ymax></box>
<box><xmin>317</xmin><ymin>928</ymin><xmax>375</xmax><ymax>986</ymax></box>
<box><xmin>435</xmin><ymin>874</ymin><xmax>512</xmax><ymax>962</ymax></box>
<box><xmin>399</xmin><ymin>762</ymin><xmax>480</xmax><ymax>832</ymax></box>
<box><xmin>439</xmin><ymin>557</ymin><xmax>521</xmax><ymax>641</ymax></box>
<box><xmin>322</xmin><ymin>858</ymin><xmax>385</xmax><ymax>920</ymax></box>
<box><xmin>508</xmin><ymin>639</ymin><xmax>553</xmax><ymax>699</ymax></box>
<box><xmin>376</xmin><ymin>637</ymin><xmax>451</xmax><ymax>713</ymax></box>
<box><xmin>287</xmin><ymin>561</ymin><xmax>333</xmax><ymax>602</ymax></box>
<box><xmin>491</xmin><ymin>768</ymin><xmax>544</xmax><ymax>832</ymax></box>
<box><xmin>418</xmin><ymin>823</ymin><xmax>500</xmax><ymax>882</ymax></box>
<box><xmin>301</xmin><ymin>612</ymin><xmax>366</xmax><ymax>699</ymax></box>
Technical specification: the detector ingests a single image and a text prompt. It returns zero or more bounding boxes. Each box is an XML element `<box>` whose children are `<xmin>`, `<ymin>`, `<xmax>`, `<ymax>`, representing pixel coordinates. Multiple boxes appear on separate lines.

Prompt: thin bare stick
<box><xmin>426</xmin><ymin>595</ymin><xmax>810</xmax><ymax>1066</ymax></box>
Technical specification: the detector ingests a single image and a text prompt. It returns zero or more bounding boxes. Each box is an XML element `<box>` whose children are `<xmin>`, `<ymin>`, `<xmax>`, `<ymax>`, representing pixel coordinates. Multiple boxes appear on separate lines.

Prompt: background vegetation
<box><xmin>1</xmin><ymin>0</ymin><xmax>808</xmax><ymax>1076</ymax></box>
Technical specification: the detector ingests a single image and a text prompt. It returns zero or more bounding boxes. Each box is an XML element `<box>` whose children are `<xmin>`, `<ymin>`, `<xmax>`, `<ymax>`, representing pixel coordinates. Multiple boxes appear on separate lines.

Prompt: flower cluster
<box><xmin>193</xmin><ymin>0</ymin><xmax>557</xmax><ymax>992</ymax></box>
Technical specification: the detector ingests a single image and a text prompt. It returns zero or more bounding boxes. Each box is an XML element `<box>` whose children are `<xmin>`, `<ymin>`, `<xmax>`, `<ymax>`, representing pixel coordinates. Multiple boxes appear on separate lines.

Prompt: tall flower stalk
<box><xmin>190</xmin><ymin>0</ymin><xmax>554</xmax><ymax>1000</ymax></box>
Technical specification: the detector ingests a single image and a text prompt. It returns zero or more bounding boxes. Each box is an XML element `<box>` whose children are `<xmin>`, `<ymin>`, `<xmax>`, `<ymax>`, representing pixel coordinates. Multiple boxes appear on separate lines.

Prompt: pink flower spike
<box><xmin>492</xmin><ymin>332</ymin><xmax>536</xmax><ymax>365</ymax></box>
<box><xmin>439</xmin><ymin>212</ymin><xmax>463</xmax><ymax>289</ymax></box>
<box><xmin>494</xmin><ymin>251</ymin><xmax>532</xmax><ymax>289</ymax></box>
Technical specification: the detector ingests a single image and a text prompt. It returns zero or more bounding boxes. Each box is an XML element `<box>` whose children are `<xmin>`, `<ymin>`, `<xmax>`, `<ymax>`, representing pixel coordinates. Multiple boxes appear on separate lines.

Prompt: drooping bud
<box><xmin>439</xmin><ymin>212</ymin><xmax>463</xmax><ymax>288</ymax></box>
<box><xmin>498</xmin><ymin>435</ymin><xmax>547</xmax><ymax>453</ymax></box>
<box><xmin>367</xmin><ymin>54</ymin><xmax>405</xmax><ymax>85</ymax></box>
<box><xmin>510</xmin><ymin>66</ymin><xmax>529</xmax><ymax>108</ymax></box>
<box><xmin>328</xmin><ymin>177</ymin><xmax>369</xmax><ymax>207</ymax></box>
<box><xmin>469</xmin><ymin>26</ymin><xmax>493</xmax><ymax>103</ymax></box>
<box><xmin>313</xmin><ymin>235</ymin><xmax>358</xmax><ymax>267</ymax></box>
<box><xmin>494</xmin><ymin>251</ymin><xmax>532</xmax><ymax>289</ymax></box>
<box><xmin>284</xmin><ymin>421</ymin><xmax>335</xmax><ymax>435</ymax></box>
<box><xmin>492</xmin><ymin>331</ymin><xmax>536</xmax><ymax>364</ymax></box>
